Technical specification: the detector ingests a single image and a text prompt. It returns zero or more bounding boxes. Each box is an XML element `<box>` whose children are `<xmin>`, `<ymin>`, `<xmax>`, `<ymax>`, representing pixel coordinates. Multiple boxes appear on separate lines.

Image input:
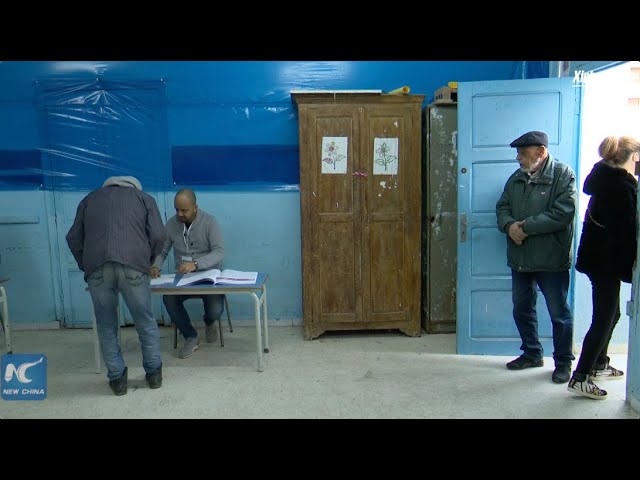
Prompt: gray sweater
<box><xmin>152</xmin><ymin>209</ymin><xmax>224</xmax><ymax>271</ymax></box>
<box><xmin>66</xmin><ymin>185</ymin><xmax>168</xmax><ymax>280</ymax></box>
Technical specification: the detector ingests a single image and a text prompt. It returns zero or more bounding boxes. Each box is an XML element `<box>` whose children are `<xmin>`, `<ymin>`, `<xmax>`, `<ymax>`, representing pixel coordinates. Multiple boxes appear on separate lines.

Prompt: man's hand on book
<box><xmin>176</xmin><ymin>262</ymin><xmax>197</xmax><ymax>274</ymax></box>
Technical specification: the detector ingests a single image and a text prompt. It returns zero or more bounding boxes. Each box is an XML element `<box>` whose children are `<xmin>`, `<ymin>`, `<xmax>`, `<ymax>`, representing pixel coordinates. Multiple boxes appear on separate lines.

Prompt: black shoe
<box><xmin>145</xmin><ymin>365</ymin><xmax>162</xmax><ymax>389</ymax></box>
<box><xmin>506</xmin><ymin>355</ymin><xmax>544</xmax><ymax>370</ymax></box>
<box><xmin>552</xmin><ymin>365</ymin><xmax>571</xmax><ymax>384</ymax></box>
<box><xmin>109</xmin><ymin>367</ymin><xmax>128</xmax><ymax>396</ymax></box>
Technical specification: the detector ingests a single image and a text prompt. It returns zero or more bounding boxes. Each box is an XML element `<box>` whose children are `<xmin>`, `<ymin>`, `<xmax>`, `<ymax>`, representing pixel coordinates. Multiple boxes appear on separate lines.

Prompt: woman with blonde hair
<box><xmin>569</xmin><ymin>135</ymin><xmax>640</xmax><ymax>399</ymax></box>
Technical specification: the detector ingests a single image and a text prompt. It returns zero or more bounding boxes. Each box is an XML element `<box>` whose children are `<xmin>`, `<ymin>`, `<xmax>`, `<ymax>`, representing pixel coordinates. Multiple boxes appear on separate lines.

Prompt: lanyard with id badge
<box><xmin>182</xmin><ymin>223</ymin><xmax>193</xmax><ymax>265</ymax></box>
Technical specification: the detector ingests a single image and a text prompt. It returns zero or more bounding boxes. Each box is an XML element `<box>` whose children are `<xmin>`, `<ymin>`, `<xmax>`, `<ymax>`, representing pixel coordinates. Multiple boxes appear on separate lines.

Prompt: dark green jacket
<box><xmin>496</xmin><ymin>155</ymin><xmax>577</xmax><ymax>272</ymax></box>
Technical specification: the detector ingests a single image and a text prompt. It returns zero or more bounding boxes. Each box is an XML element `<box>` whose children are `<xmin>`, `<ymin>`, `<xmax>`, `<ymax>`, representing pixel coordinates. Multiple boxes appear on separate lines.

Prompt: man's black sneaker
<box><xmin>145</xmin><ymin>365</ymin><xmax>162</xmax><ymax>389</ymax></box>
<box><xmin>552</xmin><ymin>365</ymin><xmax>571</xmax><ymax>384</ymax></box>
<box><xmin>109</xmin><ymin>367</ymin><xmax>128</xmax><ymax>396</ymax></box>
<box><xmin>506</xmin><ymin>355</ymin><xmax>544</xmax><ymax>370</ymax></box>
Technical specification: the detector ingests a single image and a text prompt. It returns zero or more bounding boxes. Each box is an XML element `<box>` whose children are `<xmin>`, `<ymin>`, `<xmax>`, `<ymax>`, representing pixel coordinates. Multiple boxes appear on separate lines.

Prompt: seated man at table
<box><xmin>151</xmin><ymin>189</ymin><xmax>225</xmax><ymax>359</ymax></box>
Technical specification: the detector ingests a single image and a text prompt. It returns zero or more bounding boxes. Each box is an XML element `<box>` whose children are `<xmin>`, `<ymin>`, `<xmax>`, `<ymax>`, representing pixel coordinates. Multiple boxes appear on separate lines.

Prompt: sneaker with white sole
<box><xmin>590</xmin><ymin>363</ymin><xmax>624</xmax><ymax>380</ymax></box>
<box><xmin>567</xmin><ymin>376</ymin><xmax>608</xmax><ymax>400</ymax></box>
<box><xmin>178</xmin><ymin>336</ymin><xmax>200</xmax><ymax>359</ymax></box>
<box><xmin>205</xmin><ymin>322</ymin><xmax>218</xmax><ymax>343</ymax></box>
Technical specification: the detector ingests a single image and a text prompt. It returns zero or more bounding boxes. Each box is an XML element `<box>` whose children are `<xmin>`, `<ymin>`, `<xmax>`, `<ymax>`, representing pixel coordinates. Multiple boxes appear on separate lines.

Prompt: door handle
<box><xmin>460</xmin><ymin>213</ymin><xmax>467</xmax><ymax>242</ymax></box>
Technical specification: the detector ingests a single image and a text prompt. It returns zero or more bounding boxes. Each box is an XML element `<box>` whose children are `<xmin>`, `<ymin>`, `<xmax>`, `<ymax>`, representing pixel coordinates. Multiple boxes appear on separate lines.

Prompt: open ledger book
<box><xmin>151</xmin><ymin>269</ymin><xmax>258</xmax><ymax>287</ymax></box>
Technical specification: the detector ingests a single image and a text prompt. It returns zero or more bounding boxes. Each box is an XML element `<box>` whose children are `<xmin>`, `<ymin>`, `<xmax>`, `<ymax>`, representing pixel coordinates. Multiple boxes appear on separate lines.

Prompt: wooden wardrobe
<box><xmin>292</xmin><ymin>92</ymin><xmax>424</xmax><ymax>339</ymax></box>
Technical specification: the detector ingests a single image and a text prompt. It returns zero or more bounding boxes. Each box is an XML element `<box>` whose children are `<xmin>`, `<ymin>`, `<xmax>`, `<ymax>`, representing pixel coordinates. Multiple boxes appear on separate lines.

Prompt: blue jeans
<box><xmin>163</xmin><ymin>294</ymin><xmax>224</xmax><ymax>339</ymax></box>
<box><xmin>511</xmin><ymin>269</ymin><xmax>575</xmax><ymax>367</ymax></box>
<box><xmin>87</xmin><ymin>262</ymin><xmax>162</xmax><ymax>381</ymax></box>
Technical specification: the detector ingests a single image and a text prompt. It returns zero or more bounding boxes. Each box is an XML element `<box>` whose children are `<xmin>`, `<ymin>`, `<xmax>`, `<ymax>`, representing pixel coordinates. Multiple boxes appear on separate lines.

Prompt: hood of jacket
<box><xmin>583</xmin><ymin>160</ymin><xmax>636</xmax><ymax>196</ymax></box>
<box><xmin>102</xmin><ymin>175</ymin><xmax>143</xmax><ymax>191</ymax></box>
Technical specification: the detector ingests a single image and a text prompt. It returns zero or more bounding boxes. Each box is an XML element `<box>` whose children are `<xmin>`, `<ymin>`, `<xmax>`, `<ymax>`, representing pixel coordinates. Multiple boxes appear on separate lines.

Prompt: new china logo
<box><xmin>1</xmin><ymin>354</ymin><xmax>47</xmax><ymax>400</ymax></box>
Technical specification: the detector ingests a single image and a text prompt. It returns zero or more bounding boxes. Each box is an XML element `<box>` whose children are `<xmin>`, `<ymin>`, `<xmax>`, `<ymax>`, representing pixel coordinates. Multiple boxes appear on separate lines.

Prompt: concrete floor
<box><xmin>1</xmin><ymin>325</ymin><xmax>638</xmax><ymax>419</ymax></box>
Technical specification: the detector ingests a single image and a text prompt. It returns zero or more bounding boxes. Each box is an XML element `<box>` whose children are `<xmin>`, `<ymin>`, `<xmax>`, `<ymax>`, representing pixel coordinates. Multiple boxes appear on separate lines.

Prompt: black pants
<box><xmin>574</xmin><ymin>273</ymin><xmax>621</xmax><ymax>378</ymax></box>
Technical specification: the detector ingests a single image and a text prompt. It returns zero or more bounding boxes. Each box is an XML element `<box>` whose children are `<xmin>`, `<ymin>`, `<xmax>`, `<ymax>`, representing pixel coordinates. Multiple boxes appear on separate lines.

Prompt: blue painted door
<box><xmin>628</xmin><ymin>201</ymin><xmax>640</xmax><ymax>412</ymax></box>
<box><xmin>456</xmin><ymin>77</ymin><xmax>579</xmax><ymax>355</ymax></box>
<box><xmin>0</xmin><ymin>191</ymin><xmax>60</xmax><ymax>325</ymax></box>
<box><xmin>38</xmin><ymin>80</ymin><xmax>170</xmax><ymax>327</ymax></box>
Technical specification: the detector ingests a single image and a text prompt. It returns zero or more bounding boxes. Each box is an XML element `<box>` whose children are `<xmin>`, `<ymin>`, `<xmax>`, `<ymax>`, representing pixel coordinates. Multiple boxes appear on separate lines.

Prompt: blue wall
<box><xmin>0</xmin><ymin>61</ymin><xmax>537</xmax><ymax>326</ymax></box>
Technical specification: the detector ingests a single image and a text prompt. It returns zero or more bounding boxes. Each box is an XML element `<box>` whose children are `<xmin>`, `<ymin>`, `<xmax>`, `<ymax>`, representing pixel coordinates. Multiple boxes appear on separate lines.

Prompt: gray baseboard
<box><xmin>9</xmin><ymin>321</ymin><xmax>61</xmax><ymax>331</ymax></box>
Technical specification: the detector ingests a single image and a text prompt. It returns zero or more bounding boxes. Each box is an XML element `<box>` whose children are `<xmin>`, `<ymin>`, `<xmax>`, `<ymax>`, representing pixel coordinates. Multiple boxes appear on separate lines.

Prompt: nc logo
<box><xmin>1</xmin><ymin>353</ymin><xmax>47</xmax><ymax>400</ymax></box>
<box><xmin>4</xmin><ymin>356</ymin><xmax>44</xmax><ymax>383</ymax></box>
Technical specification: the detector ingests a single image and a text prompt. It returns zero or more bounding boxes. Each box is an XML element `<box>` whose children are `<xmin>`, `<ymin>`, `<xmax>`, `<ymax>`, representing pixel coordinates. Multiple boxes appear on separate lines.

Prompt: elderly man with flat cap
<box><xmin>496</xmin><ymin>130</ymin><xmax>577</xmax><ymax>384</ymax></box>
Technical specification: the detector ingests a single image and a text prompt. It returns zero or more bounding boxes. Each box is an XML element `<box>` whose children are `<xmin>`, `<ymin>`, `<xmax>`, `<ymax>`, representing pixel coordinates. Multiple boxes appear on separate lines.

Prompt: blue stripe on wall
<box><xmin>172</xmin><ymin>145</ymin><xmax>300</xmax><ymax>190</ymax></box>
<box><xmin>0</xmin><ymin>150</ymin><xmax>43</xmax><ymax>188</ymax></box>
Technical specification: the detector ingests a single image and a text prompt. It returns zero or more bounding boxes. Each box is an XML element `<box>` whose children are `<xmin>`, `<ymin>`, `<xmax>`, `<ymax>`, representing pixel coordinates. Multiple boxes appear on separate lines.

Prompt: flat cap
<box><xmin>510</xmin><ymin>131</ymin><xmax>548</xmax><ymax>148</ymax></box>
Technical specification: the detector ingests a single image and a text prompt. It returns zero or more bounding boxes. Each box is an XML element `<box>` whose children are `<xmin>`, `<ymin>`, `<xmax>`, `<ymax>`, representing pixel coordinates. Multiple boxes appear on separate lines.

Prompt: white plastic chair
<box><xmin>0</xmin><ymin>276</ymin><xmax>12</xmax><ymax>354</ymax></box>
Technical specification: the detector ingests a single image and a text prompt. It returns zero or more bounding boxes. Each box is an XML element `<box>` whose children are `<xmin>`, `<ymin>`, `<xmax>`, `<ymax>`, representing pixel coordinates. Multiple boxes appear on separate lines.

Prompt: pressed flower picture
<box><xmin>373</xmin><ymin>137</ymin><xmax>398</xmax><ymax>175</ymax></box>
<box><xmin>321</xmin><ymin>136</ymin><xmax>348</xmax><ymax>174</ymax></box>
